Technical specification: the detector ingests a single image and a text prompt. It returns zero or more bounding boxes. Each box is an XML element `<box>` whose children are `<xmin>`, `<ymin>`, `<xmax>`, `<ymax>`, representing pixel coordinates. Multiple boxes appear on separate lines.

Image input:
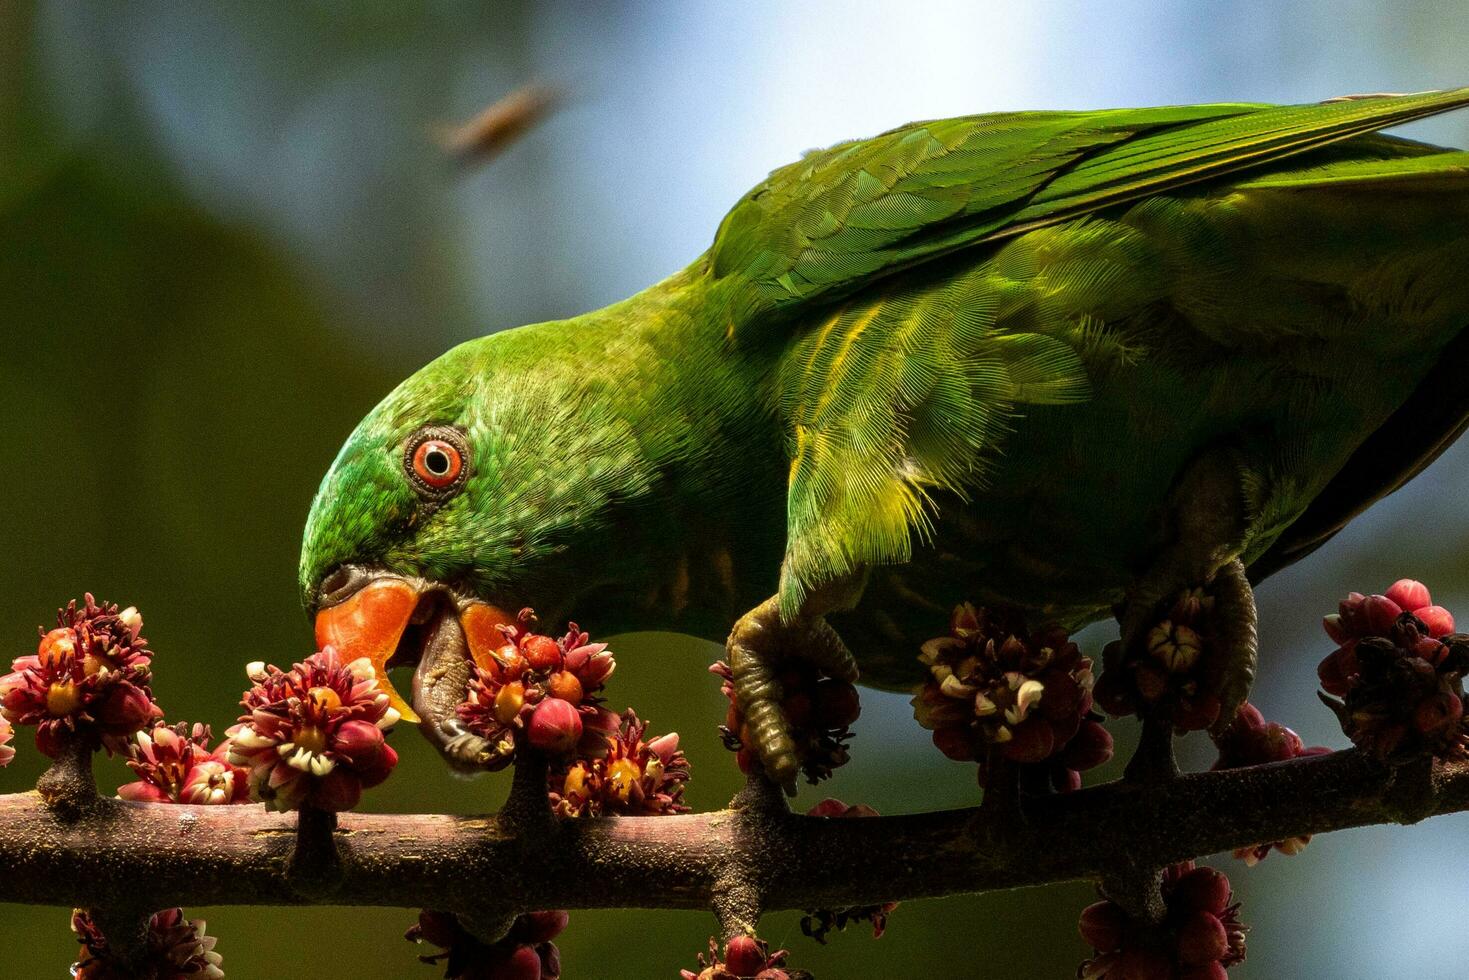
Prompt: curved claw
<box><xmin>1206</xmin><ymin>558</ymin><xmax>1258</xmax><ymax>736</ymax></box>
<box><xmin>726</xmin><ymin>595</ymin><xmax>860</xmax><ymax>793</ymax></box>
<box><xmin>729</xmin><ymin>598</ymin><xmax>801</xmax><ymax>792</ymax></box>
<box><xmin>440</xmin><ymin>718</ymin><xmax>495</xmax><ymax>770</ymax></box>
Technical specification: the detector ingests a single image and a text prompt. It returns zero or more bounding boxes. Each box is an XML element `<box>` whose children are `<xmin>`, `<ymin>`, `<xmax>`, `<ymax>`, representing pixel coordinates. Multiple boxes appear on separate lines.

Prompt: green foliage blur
<box><xmin>5</xmin><ymin>2</ymin><xmax>1469</xmax><ymax>977</ymax></box>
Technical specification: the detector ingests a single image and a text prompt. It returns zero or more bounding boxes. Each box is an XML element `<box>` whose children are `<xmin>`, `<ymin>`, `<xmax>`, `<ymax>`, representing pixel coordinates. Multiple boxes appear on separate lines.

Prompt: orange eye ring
<box><xmin>408</xmin><ymin>435</ymin><xmax>465</xmax><ymax>490</ymax></box>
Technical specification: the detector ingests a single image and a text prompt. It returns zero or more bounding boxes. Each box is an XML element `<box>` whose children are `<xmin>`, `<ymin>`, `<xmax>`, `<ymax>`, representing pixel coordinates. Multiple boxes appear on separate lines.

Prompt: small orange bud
<box><xmin>494</xmin><ymin>681</ymin><xmax>526</xmax><ymax>724</ymax></box>
<box><xmin>307</xmin><ymin>686</ymin><xmax>343</xmax><ymax>713</ymax></box>
<box><xmin>547</xmin><ymin>671</ymin><xmax>584</xmax><ymax>704</ymax></box>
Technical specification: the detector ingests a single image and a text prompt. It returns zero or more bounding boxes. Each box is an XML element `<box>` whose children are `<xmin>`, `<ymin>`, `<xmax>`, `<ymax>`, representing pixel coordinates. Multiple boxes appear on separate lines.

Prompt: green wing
<box><xmin>710</xmin><ymin>90</ymin><xmax>1469</xmax><ymax>321</ymax></box>
<box><xmin>713</xmin><ymin>91</ymin><xmax>1469</xmax><ymax>616</ymax></box>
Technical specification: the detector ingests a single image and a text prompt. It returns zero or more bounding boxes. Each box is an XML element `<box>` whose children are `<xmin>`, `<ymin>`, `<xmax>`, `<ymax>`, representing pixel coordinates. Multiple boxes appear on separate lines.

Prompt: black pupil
<box><xmin>425</xmin><ymin>447</ymin><xmax>451</xmax><ymax>476</ymax></box>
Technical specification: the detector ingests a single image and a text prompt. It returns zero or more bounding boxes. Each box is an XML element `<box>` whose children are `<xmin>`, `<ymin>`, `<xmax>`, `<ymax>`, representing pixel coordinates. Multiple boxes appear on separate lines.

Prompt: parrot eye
<box><xmin>405</xmin><ymin>427</ymin><xmax>468</xmax><ymax>495</ymax></box>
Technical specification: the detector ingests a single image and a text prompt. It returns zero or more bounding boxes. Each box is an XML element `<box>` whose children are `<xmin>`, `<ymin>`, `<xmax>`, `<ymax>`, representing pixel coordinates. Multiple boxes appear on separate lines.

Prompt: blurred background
<box><xmin>5</xmin><ymin>1</ymin><xmax>1469</xmax><ymax>976</ymax></box>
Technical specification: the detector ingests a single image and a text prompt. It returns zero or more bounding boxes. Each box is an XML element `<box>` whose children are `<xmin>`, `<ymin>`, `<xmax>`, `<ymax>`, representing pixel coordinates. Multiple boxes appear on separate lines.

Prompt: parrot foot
<box><xmin>726</xmin><ymin>595</ymin><xmax>860</xmax><ymax>793</ymax></box>
<box><xmin>1117</xmin><ymin>449</ymin><xmax>1259</xmax><ymax>737</ymax></box>
<box><xmin>1118</xmin><ymin>557</ymin><xmax>1259</xmax><ymax>740</ymax></box>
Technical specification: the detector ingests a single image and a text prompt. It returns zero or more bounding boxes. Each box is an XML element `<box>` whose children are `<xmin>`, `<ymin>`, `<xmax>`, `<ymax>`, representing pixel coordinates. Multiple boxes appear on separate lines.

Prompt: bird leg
<box><xmin>1117</xmin><ymin>450</ymin><xmax>1260</xmax><ymax>769</ymax></box>
<box><xmin>725</xmin><ymin>575</ymin><xmax>864</xmax><ymax>792</ymax></box>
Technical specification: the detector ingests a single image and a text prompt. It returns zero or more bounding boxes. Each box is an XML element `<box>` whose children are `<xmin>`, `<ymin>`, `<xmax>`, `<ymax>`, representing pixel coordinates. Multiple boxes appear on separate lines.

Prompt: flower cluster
<box><xmin>799</xmin><ymin>799</ymin><xmax>899</xmax><ymax>944</ymax></box>
<box><xmin>117</xmin><ymin>722</ymin><xmax>250</xmax><ymax>805</ymax></box>
<box><xmin>1094</xmin><ymin>588</ymin><xmax>1223</xmax><ymax>733</ymax></box>
<box><xmin>0</xmin><ymin>716</ymin><xmax>13</xmax><ymax>768</ymax></box>
<box><xmin>406</xmin><ymin>909</ymin><xmax>565</xmax><ymax>980</ymax></box>
<box><xmin>1318</xmin><ymin>579</ymin><xmax>1454</xmax><ymax>695</ymax></box>
<box><xmin>226</xmin><ymin>646</ymin><xmax>399</xmax><ymax>812</ymax></box>
<box><xmin>1</xmin><ymin>594</ymin><xmax>162</xmax><ymax>756</ymax></box>
<box><xmin>681</xmin><ymin>935</ymin><xmax>805</xmax><ymax>980</ymax></box>
<box><xmin>71</xmin><ymin>907</ymin><xmax>223</xmax><ymax>980</ymax></box>
<box><xmin>1315</xmin><ymin>580</ymin><xmax>1469</xmax><ymax>760</ymax></box>
<box><xmin>713</xmin><ymin>655</ymin><xmax>861</xmax><ymax>785</ymax></box>
<box><xmin>548</xmin><ymin>709</ymin><xmax>690</xmax><ymax>818</ymax></box>
<box><xmin>912</xmin><ymin>604</ymin><xmax>1109</xmax><ymax>789</ymax></box>
<box><xmin>1078</xmin><ymin>863</ymin><xmax>1247</xmax><ymax>979</ymax></box>
<box><xmin>457</xmin><ymin>610</ymin><xmax>618</xmax><ymax>769</ymax></box>
<box><xmin>1211</xmin><ymin>703</ymin><xmax>1330</xmax><ymax>864</ymax></box>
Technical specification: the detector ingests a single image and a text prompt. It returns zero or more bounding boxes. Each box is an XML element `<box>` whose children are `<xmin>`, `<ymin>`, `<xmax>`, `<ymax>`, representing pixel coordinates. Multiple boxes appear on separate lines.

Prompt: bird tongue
<box><xmin>314</xmin><ymin>576</ymin><xmax>516</xmax><ymax>727</ymax></box>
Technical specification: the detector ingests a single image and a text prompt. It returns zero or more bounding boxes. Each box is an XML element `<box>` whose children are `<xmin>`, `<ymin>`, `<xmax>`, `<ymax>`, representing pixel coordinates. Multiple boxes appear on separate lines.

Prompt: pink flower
<box><xmin>1079</xmin><ymin>862</ymin><xmax>1247</xmax><ymax>978</ymax></box>
<box><xmin>549</xmin><ymin>709</ymin><xmax>691</xmax><ymax>818</ymax></box>
<box><xmin>0</xmin><ymin>595</ymin><xmax>162</xmax><ymax>756</ymax></box>
<box><xmin>1315</xmin><ymin>580</ymin><xmax>1469</xmax><ymax>761</ymax></box>
<box><xmin>1319</xmin><ymin>580</ymin><xmax>1455</xmax><ymax>696</ymax></box>
<box><xmin>406</xmin><ymin>909</ymin><xmax>565</xmax><ymax>979</ymax></box>
<box><xmin>1093</xmin><ymin>588</ymin><xmax>1225</xmax><ymax>735</ymax></box>
<box><xmin>681</xmin><ymin>935</ymin><xmax>795</xmax><ymax>980</ymax></box>
<box><xmin>912</xmin><ymin>604</ymin><xmax>1105</xmax><ymax>791</ymax></box>
<box><xmin>225</xmin><ymin>646</ymin><xmax>399</xmax><ymax>812</ymax></box>
<box><xmin>72</xmin><ymin>907</ymin><xmax>223</xmax><ymax>979</ymax></box>
<box><xmin>456</xmin><ymin>611</ymin><xmax>618</xmax><ymax>771</ymax></box>
<box><xmin>117</xmin><ymin>722</ymin><xmax>250</xmax><ymax>805</ymax></box>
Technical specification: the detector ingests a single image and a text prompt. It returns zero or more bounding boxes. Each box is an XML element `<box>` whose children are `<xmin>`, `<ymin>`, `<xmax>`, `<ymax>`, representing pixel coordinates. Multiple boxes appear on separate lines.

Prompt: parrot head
<box><xmin>298</xmin><ymin>320</ymin><xmax>654</xmax><ymax>767</ymax></box>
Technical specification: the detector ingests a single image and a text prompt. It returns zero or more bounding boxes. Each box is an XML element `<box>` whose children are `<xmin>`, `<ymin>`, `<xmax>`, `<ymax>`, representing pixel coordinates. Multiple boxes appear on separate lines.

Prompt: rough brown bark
<box><xmin>4</xmin><ymin>747</ymin><xmax>1463</xmax><ymax>918</ymax></box>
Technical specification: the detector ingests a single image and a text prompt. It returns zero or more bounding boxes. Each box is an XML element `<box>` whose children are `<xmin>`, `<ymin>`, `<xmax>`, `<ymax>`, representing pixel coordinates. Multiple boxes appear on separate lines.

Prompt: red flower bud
<box><xmin>1364</xmin><ymin>594</ymin><xmax>1403</xmax><ymax>634</ymax></box>
<box><xmin>1317</xmin><ymin>644</ymin><xmax>1357</xmax><ymax>697</ymax></box>
<box><xmin>527</xmin><ymin>698</ymin><xmax>582</xmax><ymax>754</ymax></box>
<box><xmin>310</xmin><ymin>768</ymin><xmax>363</xmax><ymax>812</ymax></box>
<box><xmin>1059</xmin><ymin>719</ymin><xmax>1114</xmax><ymax>771</ymax></box>
<box><xmin>1001</xmin><ymin>718</ymin><xmax>1055</xmax><ymax>763</ymax></box>
<box><xmin>1385</xmin><ymin>579</ymin><xmax>1432</xmax><ymax>613</ymax></box>
<box><xmin>522</xmin><ymin>635</ymin><xmax>562</xmax><ymax>672</ymax></box>
<box><xmin>117</xmin><ymin>781</ymin><xmax>174</xmax><ymax>803</ymax></box>
<box><xmin>514</xmin><ymin>910</ymin><xmax>569</xmax><ymax>946</ymax></box>
<box><xmin>333</xmin><ymin>719</ymin><xmax>385</xmax><ymax>765</ymax></box>
<box><xmin>814</xmin><ymin>678</ymin><xmax>861</xmax><ymax>728</ymax></box>
<box><xmin>1170</xmin><ymin>866</ymin><xmax>1231</xmax><ymax>915</ymax></box>
<box><xmin>1078</xmin><ymin>900</ymin><xmax>1127</xmax><ymax>951</ymax></box>
<box><xmin>1176</xmin><ymin>910</ymin><xmax>1229</xmax><ymax>966</ymax></box>
<box><xmin>1416</xmin><ymin>605</ymin><xmax>1455</xmax><ymax>637</ymax></box>
<box><xmin>723</xmin><ymin>935</ymin><xmax>765</xmax><ymax>976</ymax></box>
<box><xmin>498</xmin><ymin>944</ymin><xmax>543</xmax><ymax>980</ymax></box>
<box><xmin>96</xmin><ymin>682</ymin><xmax>162</xmax><ymax>730</ymax></box>
<box><xmin>932</xmin><ymin>726</ymin><xmax>975</xmax><ymax>761</ymax></box>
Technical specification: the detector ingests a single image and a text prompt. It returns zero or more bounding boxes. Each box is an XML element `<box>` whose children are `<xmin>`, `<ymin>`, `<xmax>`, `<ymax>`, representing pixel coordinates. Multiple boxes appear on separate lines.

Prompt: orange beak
<box><xmin>313</xmin><ymin>576</ymin><xmax>514</xmax><ymax>726</ymax></box>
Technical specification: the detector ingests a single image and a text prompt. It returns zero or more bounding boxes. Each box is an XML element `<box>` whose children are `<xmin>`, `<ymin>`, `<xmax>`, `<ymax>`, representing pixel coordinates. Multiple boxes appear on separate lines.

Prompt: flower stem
<box><xmin>36</xmin><ymin>731</ymin><xmax>98</xmax><ymax>819</ymax></box>
<box><xmin>85</xmin><ymin>904</ymin><xmax>153</xmax><ymax>974</ymax></box>
<box><xmin>1100</xmin><ymin>866</ymin><xmax>1167</xmax><ymax>926</ymax></box>
<box><xmin>1125</xmin><ymin>714</ymin><xmax>1180</xmax><ymax>783</ymax></box>
<box><xmin>289</xmin><ymin>805</ymin><xmax>342</xmax><ymax>898</ymax></box>
<box><xmin>500</xmin><ymin>746</ymin><xmax>554</xmax><ymax>832</ymax></box>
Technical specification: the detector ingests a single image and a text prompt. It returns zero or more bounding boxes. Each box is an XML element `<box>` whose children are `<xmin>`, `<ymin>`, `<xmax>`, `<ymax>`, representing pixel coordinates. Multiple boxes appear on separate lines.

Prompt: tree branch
<box><xmin>5</xmin><ymin>748</ymin><xmax>1465</xmax><ymax>916</ymax></box>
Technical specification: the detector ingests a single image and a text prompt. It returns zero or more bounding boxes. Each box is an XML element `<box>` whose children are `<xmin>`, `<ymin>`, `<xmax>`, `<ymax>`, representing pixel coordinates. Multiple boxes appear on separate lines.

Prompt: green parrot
<box><xmin>300</xmin><ymin>89</ymin><xmax>1469</xmax><ymax>787</ymax></box>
